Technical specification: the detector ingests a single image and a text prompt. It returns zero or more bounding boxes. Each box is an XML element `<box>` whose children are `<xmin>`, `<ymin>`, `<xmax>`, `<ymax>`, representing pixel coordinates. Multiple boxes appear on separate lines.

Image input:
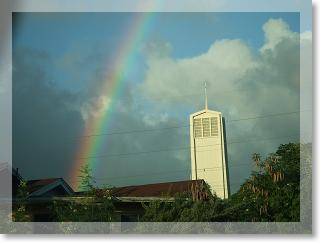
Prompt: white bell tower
<box><xmin>190</xmin><ymin>82</ymin><xmax>229</xmax><ymax>199</ymax></box>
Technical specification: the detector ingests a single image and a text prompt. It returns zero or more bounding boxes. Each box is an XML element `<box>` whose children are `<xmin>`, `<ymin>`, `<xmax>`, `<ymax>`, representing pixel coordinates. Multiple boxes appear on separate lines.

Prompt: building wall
<box><xmin>190</xmin><ymin>110</ymin><xmax>229</xmax><ymax>199</ymax></box>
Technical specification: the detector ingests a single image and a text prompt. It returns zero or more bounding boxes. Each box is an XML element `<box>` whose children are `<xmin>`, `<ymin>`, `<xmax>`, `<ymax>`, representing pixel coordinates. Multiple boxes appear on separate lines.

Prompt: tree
<box><xmin>52</xmin><ymin>164</ymin><xmax>115</xmax><ymax>222</ymax></box>
<box><xmin>12</xmin><ymin>180</ymin><xmax>31</xmax><ymax>222</ymax></box>
<box><xmin>141</xmin><ymin>183</ymin><xmax>228</xmax><ymax>222</ymax></box>
<box><xmin>78</xmin><ymin>163</ymin><xmax>96</xmax><ymax>192</ymax></box>
<box><xmin>141</xmin><ymin>143</ymin><xmax>301</xmax><ymax>222</ymax></box>
<box><xmin>230</xmin><ymin>143</ymin><xmax>300</xmax><ymax>221</ymax></box>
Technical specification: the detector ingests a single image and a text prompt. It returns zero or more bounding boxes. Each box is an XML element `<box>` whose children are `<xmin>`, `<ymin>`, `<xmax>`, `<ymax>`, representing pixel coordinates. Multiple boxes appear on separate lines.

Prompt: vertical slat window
<box><xmin>193</xmin><ymin>118</ymin><xmax>202</xmax><ymax>138</ymax></box>
<box><xmin>210</xmin><ymin>117</ymin><xmax>219</xmax><ymax>136</ymax></box>
<box><xmin>202</xmin><ymin>118</ymin><xmax>210</xmax><ymax>137</ymax></box>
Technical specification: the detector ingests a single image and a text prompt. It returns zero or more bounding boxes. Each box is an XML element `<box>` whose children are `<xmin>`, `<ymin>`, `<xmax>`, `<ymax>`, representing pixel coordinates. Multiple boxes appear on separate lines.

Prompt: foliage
<box><xmin>78</xmin><ymin>163</ymin><xmax>96</xmax><ymax>192</ymax></box>
<box><xmin>52</xmin><ymin>194</ymin><xmax>115</xmax><ymax>222</ymax></box>
<box><xmin>228</xmin><ymin>142</ymin><xmax>300</xmax><ymax>222</ymax></box>
<box><xmin>12</xmin><ymin>180</ymin><xmax>31</xmax><ymax>222</ymax></box>
<box><xmin>141</xmin><ymin>143</ymin><xmax>301</xmax><ymax>222</ymax></box>
<box><xmin>52</xmin><ymin>164</ymin><xmax>115</xmax><ymax>222</ymax></box>
<box><xmin>141</xmin><ymin>185</ymin><xmax>228</xmax><ymax>222</ymax></box>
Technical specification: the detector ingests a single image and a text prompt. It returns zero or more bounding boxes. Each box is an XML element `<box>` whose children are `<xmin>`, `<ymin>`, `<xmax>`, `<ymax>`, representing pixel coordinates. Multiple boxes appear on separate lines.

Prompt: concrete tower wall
<box><xmin>190</xmin><ymin>109</ymin><xmax>229</xmax><ymax>199</ymax></box>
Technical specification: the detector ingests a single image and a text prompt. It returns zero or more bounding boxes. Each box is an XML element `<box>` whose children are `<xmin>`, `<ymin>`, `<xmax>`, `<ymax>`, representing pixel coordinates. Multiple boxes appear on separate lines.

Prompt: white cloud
<box><xmin>140</xmin><ymin>18</ymin><xmax>304</xmax><ymax>112</ymax></box>
<box><xmin>80</xmin><ymin>95</ymin><xmax>111</xmax><ymax>121</ymax></box>
<box><xmin>140</xmin><ymin>38</ymin><xmax>256</xmax><ymax>106</ymax></box>
<box><xmin>139</xmin><ymin>18</ymin><xmax>310</xmax><ymax>169</ymax></box>
<box><xmin>261</xmin><ymin>18</ymin><xmax>298</xmax><ymax>52</ymax></box>
<box><xmin>142</xmin><ymin>112</ymin><xmax>169</xmax><ymax>127</ymax></box>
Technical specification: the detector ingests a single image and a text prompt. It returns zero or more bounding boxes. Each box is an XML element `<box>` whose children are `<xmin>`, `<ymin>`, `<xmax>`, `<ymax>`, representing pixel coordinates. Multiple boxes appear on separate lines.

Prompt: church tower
<box><xmin>190</xmin><ymin>83</ymin><xmax>229</xmax><ymax>199</ymax></box>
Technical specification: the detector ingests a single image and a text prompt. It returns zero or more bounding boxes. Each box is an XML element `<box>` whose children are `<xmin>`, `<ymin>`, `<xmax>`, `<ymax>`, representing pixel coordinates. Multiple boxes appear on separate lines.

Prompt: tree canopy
<box><xmin>141</xmin><ymin>143</ymin><xmax>301</xmax><ymax>222</ymax></box>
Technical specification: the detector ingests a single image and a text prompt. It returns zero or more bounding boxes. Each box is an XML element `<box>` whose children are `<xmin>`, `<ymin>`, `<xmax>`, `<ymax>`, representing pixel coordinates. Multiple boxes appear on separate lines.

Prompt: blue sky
<box><xmin>14</xmin><ymin>12</ymin><xmax>300</xmax><ymax>62</ymax></box>
<box><xmin>13</xmin><ymin>12</ymin><xmax>300</xmax><ymax>94</ymax></box>
<box><xmin>12</xmin><ymin>12</ymin><xmax>303</xmax><ymax>192</ymax></box>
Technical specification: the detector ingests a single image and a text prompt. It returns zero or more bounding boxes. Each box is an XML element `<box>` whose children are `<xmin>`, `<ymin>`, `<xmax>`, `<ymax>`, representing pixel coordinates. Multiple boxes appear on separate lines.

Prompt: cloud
<box><xmin>12</xmin><ymin>17</ymin><xmax>311</xmax><ymax>193</ymax></box>
<box><xmin>80</xmin><ymin>95</ymin><xmax>111</xmax><ymax>121</ymax></box>
<box><xmin>140</xmin><ymin>38</ymin><xmax>256</xmax><ymax>104</ymax></box>
<box><xmin>138</xmin><ymin>18</ymin><xmax>309</xmax><ymax>190</ymax></box>
<box><xmin>12</xmin><ymin>48</ymin><xmax>85</xmax><ymax>181</ymax></box>
<box><xmin>142</xmin><ymin>112</ymin><xmax>169</xmax><ymax>127</ymax></box>
<box><xmin>53</xmin><ymin>41</ymin><xmax>118</xmax><ymax>123</ymax></box>
<box><xmin>12</xmin><ymin>43</ymin><xmax>191</xmax><ymax>188</ymax></box>
<box><xmin>261</xmin><ymin>18</ymin><xmax>298</xmax><ymax>52</ymax></box>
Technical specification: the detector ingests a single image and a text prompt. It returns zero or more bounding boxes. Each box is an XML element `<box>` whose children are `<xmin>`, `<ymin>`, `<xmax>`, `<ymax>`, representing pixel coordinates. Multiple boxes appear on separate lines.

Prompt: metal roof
<box><xmin>27</xmin><ymin>178</ymin><xmax>74</xmax><ymax>196</ymax></box>
<box><xmin>110</xmin><ymin>179</ymin><xmax>205</xmax><ymax>197</ymax></box>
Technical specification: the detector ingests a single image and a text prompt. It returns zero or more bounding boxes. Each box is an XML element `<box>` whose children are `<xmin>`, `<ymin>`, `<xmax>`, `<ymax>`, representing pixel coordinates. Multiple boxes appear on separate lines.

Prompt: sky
<box><xmin>11</xmin><ymin>12</ymin><xmax>309</xmax><ymax>192</ymax></box>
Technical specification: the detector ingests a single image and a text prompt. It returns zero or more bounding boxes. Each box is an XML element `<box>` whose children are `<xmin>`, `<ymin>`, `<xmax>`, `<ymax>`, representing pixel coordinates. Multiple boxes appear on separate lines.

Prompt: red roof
<box><xmin>27</xmin><ymin>178</ymin><xmax>62</xmax><ymax>194</ymax></box>
<box><xmin>110</xmin><ymin>179</ymin><xmax>205</xmax><ymax>197</ymax></box>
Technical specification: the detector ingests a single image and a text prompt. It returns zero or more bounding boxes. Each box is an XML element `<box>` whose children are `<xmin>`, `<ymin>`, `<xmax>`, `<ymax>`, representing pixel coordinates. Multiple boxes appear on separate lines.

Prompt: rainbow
<box><xmin>69</xmin><ymin>11</ymin><xmax>157</xmax><ymax>190</ymax></box>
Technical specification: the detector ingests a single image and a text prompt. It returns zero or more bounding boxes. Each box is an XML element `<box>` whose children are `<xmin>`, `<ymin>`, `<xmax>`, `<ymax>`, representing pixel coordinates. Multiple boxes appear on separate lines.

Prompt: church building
<box><xmin>190</xmin><ymin>83</ymin><xmax>230</xmax><ymax>199</ymax></box>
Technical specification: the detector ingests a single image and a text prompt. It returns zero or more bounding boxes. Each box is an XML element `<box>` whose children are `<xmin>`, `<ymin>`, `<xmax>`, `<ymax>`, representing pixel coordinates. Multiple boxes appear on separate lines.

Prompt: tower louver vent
<box><xmin>193</xmin><ymin>118</ymin><xmax>202</xmax><ymax>138</ymax></box>
<box><xmin>194</xmin><ymin>116</ymin><xmax>219</xmax><ymax>138</ymax></box>
<box><xmin>211</xmin><ymin>117</ymin><xmax>219</xmax><ymax>136</ymax></box>
<box><xmin>202</xmin><ymin>118</ymin><xmax>210</xmax><ymax>137</ymax></box>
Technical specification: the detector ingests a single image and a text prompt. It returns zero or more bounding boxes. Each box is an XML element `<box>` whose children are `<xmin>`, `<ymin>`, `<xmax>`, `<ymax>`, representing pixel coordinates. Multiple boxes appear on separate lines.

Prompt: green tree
<box><xmin>52</xmin><ymin>164</ymin><xmax>115</xmax><ymax>222</ymax></box>
<box><xmin>229</xmin><ymin>143</ymin><xmax>300</xmax><ymax>221</ymax></box>
<box><xmin>141</xmin><ymin>142</ymin><xmax>300</xmax><ymax>222</ymax></box>
<box><xmin>141</xmin><ymin>184</ymin><xmax>228</xmax><ymax>222</ymax></box>
<box><xmin>13</xmin><ymin>180</ymin><xmax>31</xmax><ymax>222</ymax></box>
<box><xmin>78</xmin><ymin>163</ymin><xmax>96</xmax><ymax>192</ymax></box>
